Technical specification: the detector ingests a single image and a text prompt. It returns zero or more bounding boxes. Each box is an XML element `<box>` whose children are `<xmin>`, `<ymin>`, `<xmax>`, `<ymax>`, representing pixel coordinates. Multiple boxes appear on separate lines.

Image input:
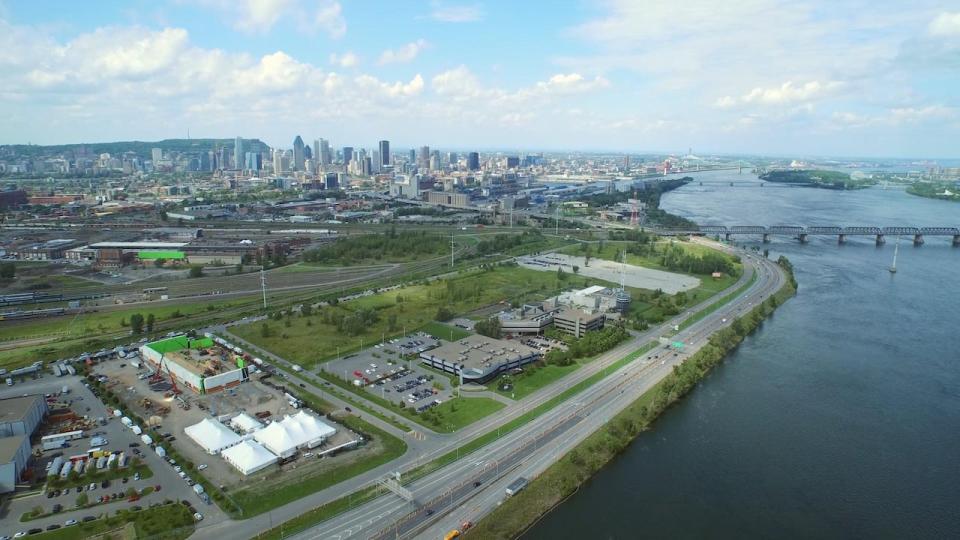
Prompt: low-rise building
<box><xmin>419</xmin><ymin>335</ymin><xmax>542</xmax><ymax>384</ymax></box>
<box><xmin>553</xmin><ymin>308</ymin><xmax>606</xmax><ymax>338</ymax></box>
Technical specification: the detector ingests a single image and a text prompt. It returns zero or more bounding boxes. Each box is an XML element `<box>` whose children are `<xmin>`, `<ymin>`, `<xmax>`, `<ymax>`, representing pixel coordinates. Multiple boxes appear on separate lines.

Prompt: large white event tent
<box><xmin>220</xmin><ymin>439</ymin><xmax>278</xmax><ymax>475</ymax></box>
<box><xmin>230</xmin><ymin>412</ymin><xmax>263</xmax><ymax>434</ymax></box>
<box><xmin>184</xmin><ymin>418</ymin><xmax>242</xmax><ymax>455</ymax></box>
<box><xmin>253</xmin><ymin>411</ymin><xmax>336</xmax><ymax>458</ymax></box>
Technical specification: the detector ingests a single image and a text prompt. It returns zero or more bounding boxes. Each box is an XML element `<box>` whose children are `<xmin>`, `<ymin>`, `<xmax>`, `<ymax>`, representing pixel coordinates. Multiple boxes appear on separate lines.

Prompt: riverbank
<box><xmin>470</xmin><ymin>256</ymin><xmax>797</xmax><ymax>539</ymax></box>
<box><xmin>759</xmin><ymin>169</ymin><xmax>875</xmax><ymax>190</ymax></box>
<box><xmin>906</xmin><ymin>181</ymin><xmax>960</xmax><ymax>202</ymax></box>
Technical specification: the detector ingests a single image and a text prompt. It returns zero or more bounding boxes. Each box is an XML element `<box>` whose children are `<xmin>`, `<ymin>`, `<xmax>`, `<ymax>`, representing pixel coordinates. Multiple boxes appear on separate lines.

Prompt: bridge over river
<box><xmin>664</xmin><ymin>225</ymin><xmax>960</xmax><ymax>246</ymax></box>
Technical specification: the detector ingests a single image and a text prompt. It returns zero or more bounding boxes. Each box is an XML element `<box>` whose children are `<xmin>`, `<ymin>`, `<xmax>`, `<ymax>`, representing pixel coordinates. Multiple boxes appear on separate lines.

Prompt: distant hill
<box><xmin>0</xmin><ymin>138</ymin><xmax>272</xmax><ymax>159</ymax></box>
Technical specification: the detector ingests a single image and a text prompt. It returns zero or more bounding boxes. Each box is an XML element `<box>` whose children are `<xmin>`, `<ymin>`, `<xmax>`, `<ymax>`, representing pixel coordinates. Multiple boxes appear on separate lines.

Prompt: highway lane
<box><xmin>279</xmin><ymin>250</ymin><xmax>785</xmax><ymax>540</ymax></box>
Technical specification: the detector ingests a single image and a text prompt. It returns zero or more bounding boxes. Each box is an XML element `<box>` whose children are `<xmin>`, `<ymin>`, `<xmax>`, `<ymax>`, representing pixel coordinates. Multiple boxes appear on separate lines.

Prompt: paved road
<box><xmin>223</xmin><ymin>245</ymin><xmax>785</xmax><ymax>540</ymax></box>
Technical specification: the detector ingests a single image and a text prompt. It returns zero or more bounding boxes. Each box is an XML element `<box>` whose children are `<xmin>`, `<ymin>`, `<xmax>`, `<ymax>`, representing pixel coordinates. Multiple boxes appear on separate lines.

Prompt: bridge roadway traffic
<box><xmin>273</xmin><ymin>244</ymin><xmax>785</xmax><ymax>540</ymax></box>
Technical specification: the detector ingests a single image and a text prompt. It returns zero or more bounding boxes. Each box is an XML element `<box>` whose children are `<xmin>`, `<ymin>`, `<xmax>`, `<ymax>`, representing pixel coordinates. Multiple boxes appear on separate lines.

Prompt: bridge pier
<box><xmin>876</xmin><ymin>234</ymin><xmax>885</xmax><ymax>246</ymax></box>
<box><xmin>954</xmin><ymin>235</ymin><xmax>960</xmax><ymax>247</ymax></box>
<box><xmin>838</xmin><ymin>234</ymin><xmax>846</xmax><ymax>244</ymax></box>
<box><xmin>762</xmin><ymin>233</ymin><xmax>770</xmax><ymax>243</ymax></box>
<box><xmin>914</xmin><ymin>234</ymin><xmax>924</xmax><ymax>246</ymax></box>
<box><xmin>725</xmin><ymin>233</ymin><xmax>731</xmax><ymax>242</ymax></box>
<box><xmin>798</xmin><ymin>233</ymin><xmax>807</xmax><ymax>244</ymax></box>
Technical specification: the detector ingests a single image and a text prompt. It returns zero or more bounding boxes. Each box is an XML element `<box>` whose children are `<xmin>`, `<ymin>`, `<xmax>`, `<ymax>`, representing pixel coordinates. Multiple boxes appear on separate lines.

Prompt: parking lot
<box><xmin>0</xmin><ymin>374</ymin><xmax>217</xmax><ymax>537</ymax></box>
<box><xmin>322</xmin><ymin>332</ymin><xmax>458</xmax><ymax>411</ymax></box>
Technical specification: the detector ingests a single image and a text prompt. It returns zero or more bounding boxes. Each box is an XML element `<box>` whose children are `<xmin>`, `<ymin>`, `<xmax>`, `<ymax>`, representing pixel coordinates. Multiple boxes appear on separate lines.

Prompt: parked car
<box><xmin>64</xmin><ymin>519</ymin><xmax>78</xmax><ymax>527</ymax></box>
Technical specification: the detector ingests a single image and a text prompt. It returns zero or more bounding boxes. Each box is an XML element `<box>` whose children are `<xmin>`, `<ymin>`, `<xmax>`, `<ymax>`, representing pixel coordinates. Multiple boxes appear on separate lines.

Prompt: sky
<box><xmin>1</xmin><ymin>0</ymin><xmax>959</xmax><ymax>158</ymax></box>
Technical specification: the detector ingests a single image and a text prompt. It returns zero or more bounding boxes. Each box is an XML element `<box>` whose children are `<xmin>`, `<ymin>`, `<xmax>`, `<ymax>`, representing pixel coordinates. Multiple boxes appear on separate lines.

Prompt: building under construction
<box><xmin>139</xmin><ymin>335</ymin><xmax>249</xmax><ymax>395</ymax></box>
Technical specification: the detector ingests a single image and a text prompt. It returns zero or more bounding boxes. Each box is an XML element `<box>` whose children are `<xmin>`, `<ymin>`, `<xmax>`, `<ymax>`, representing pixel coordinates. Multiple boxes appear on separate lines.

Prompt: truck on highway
<box><xmin>505</xmin><ymin>477</ymin><xmax>528</xmax><ymax>497</ymax></box>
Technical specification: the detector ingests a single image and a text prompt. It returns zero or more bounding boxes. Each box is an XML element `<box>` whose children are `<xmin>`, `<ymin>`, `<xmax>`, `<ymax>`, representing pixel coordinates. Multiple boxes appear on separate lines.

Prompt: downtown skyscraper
<box><xmin>379</xmin><ymin>140</ymin><xmax>390</xmax><ymax>167</ymax></box>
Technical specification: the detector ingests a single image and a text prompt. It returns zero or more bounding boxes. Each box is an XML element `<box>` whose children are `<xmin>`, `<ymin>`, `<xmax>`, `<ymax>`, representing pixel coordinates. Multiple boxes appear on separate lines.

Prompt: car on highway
<box><xmin>64</xmin><ymin>519</ymin><xmax>77</xmax><ymax>527</ymax></box>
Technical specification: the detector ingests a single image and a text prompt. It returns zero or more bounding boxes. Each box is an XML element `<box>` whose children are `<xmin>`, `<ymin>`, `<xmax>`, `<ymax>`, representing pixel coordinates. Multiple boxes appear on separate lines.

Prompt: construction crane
<box><xmin>149</xmin><ymin>354</ymin><xmax>181</xmax><ymax>395</ymax></box>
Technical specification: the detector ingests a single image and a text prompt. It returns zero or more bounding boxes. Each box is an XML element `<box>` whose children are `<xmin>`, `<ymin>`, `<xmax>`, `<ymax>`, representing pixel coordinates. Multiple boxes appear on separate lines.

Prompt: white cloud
<box><xmin>533</xmin><ymin>73</ymin><xmax>610</xmax><ymax>95</ymax></box>
<box><xmin>329</xmin><ymin>51</ymin><xmax>358</xmax><ymax>68</ymax></box>
<box><xmin>190</xmin><ymin>0</ymin><xmax>346</xmax><ymax>37</ymax></box>
<box><xmin>929</xmin><ymin>12</ymin><xmax>960</xmax><ymax>37</ymax></box>
<box><xmin>378</xmin><ymin>39</ymin><xmax>428</xmax><ymax>65</ymax></box>
<box><xmin>714</xmin><ymin>80</ymin><xmax>844</xmax><ymax>108</ymax></box>
<box><xmin>429</xmin><ymin>1</ymin><xmax>483</xmax><ymax>23</ymax></box>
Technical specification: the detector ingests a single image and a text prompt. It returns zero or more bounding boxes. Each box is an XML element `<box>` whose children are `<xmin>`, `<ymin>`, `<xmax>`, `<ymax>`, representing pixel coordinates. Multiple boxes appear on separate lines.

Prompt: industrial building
<box><xmin>0</xmin><ymin>395</ymin><xmax>49</xmax><ymax>493</ymax></box>
<box><xmin>419</xmin><ymin>335</ymin><xmax>542</xmax><ymax>384</ymax></box>
<box><xmin>139</xmin><ymin>335</ymin><xmax>249</xmax><ymax>395</ymax></box>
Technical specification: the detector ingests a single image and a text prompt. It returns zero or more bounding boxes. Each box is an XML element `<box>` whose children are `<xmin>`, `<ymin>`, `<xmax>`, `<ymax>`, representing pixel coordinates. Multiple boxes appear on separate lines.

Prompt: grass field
<box><xmin>419</xmin><ymin>321</ymin><xmax>472</xmax><ymax>341</ymax></box>
<box><xmin>21</xmin><ymin>500</ymin><xmax>196</xmax><ymax>540</ymax></box>
<box><xmin>494</xmin><ymin>363</ymin><xmax>581</xmax><ymax>400</ymax></box>
<box><xmin>230</xmin><ymin>265</ymin><xmax>610</xmax><ymax>365</ymax></box>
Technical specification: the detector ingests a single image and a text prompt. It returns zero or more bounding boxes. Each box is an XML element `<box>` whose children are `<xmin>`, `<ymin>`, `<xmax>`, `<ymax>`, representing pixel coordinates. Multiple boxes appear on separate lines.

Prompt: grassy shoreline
<box><xmin>469</xmin><ymin>257</ymin><xmax>797</xmax><ymax>539</ymax></box>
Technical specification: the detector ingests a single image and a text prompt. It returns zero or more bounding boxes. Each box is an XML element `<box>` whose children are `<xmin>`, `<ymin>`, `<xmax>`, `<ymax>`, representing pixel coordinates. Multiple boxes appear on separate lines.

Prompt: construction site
<box><xmin>137</xmin><ymin>334</ymin><xmax>251</xmax><ymax>395</ymax></box>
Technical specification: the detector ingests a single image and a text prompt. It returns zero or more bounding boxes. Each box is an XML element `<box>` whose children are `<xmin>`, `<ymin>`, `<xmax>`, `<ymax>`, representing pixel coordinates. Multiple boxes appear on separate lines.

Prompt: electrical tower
<box><xmin>260</xmin><ymin>268</ymin><xmax>267</xmax><ymax>309</ymax></box>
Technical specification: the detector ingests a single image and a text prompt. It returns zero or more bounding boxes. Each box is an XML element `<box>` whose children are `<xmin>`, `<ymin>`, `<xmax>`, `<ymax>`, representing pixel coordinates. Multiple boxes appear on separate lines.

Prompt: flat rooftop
<box><xmin>424</xmin><ymin>335</ymin><xmax>540</xmax><ymax>373</ymax></box>
<box><xmin>0</xmin><ymin>395</ymin><xmax>43</xmax><ymax>425</ymax></box>
<box><xmin>0</xmin><ymin>434</ymin><xmax>27</xmax><ymax>462</ymax></box>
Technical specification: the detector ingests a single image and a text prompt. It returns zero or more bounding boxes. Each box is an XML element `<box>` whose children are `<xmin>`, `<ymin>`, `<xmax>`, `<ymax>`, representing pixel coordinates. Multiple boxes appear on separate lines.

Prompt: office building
<box><xmin>419</xmin><ymin>335</ymin><xmax>541</xmax><ymax>385</ymax></box>
<box><xmin>292</xmin><ymin>136</ymin><xmax>305</xmax><ymax>171</ymax></box>
<box><xmin>303</xmin><ymin>144</ymin><xmax>312</xmax><ymax>161</ymax></box>
<box><xmin>313</xmin><ymin>140</ymin><xmax>320</xmax><ymax>167</ymax></box>
<box><xmin>379</xmin><ymin>140</ymin><xmax>390</xmax><ymax>166</ymax></box>
<box><xmin>151</xmin><ymin>148</ymin><xmax>162</xmax><ymax>163</ymax></box>
<box><xmin>418</xmin><ymin>146</ymin><xmax>430</xmax><ymax>169</ymax></box>
<box><xmin>234</xmin><ymin>137</ymin><xmax>243</xmax><ymax>171</ymax></box>
<box><xmin>320</xmin><ymin>139</ymin><xmax>331</xmax><ymax>166</ymax></box>
<box><xmin>409</xmin><ymin>149</ymin><xmax>416</xmax><ymax>163</ymax></box>
<box><xmin>342</xmin><ymin>147</ymin><xmax>353</xmax><ymax>166</ymax></box>
<box><xmin>468</xmin><ymin>152</ymin><xmax>480</xmax><ymax>171</ymax></box>
<box><xmin>553</xmin><ymin>308</ymin><xmax>606</xmax><ymax>338</ymax></box>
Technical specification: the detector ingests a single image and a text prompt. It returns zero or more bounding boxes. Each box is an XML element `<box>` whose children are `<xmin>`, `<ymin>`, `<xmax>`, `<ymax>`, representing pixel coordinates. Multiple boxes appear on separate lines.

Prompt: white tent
<box><xmin>184</xmin><ymin>418</ymin><xmax>242</xmax><ymax>455</ymax></box>
<box><xmin>220</xmin><ymin>440</ymin><xmax>277</xmax><ymax>475</ymax></box>
<box><xmin>253</xmin><ymin>411</ymin><xmax>336</xmax><ymax>458</ymax></box>
<box><xmin>230</xmin><ymin>412</ymin><xmax>263</xmax><ymax>434</ymax></box>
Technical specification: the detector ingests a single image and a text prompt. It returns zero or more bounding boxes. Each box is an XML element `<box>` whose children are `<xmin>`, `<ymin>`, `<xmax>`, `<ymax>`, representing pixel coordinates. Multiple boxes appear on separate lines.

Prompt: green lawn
<box><xmin>419</xmin><ymin>321</ymin><xmax>472</xmax><ymax>341</ymax></box>
<box><xmin>494</xmin><ymin>363</ymin><xmax>581</xmax><ymax>400</ymax></box>
<box><xmin>424</xmin><ymin>397</ymin><xmax>506</xmax><ymax>431</ymax></box>
<box><xmin>21</xmin><ymin>500</ymin><xmax>195</xmax><ymax>540</ymax></box>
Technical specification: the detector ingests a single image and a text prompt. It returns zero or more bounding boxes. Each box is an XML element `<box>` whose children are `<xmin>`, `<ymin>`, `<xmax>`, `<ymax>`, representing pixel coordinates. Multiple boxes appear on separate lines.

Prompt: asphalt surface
<box><xmin>242</xmin><ymin>245</ymin><xmax>787</xmax><ymax>540</ymax></box>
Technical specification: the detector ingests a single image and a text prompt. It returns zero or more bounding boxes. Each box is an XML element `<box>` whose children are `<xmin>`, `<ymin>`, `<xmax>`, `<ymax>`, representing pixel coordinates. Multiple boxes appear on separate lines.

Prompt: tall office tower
<box><xmin>304</xmin><ymin>144</ymin><xmax>312</xmax><ymax>161</ymax></box>
<box><xmin>292</xmin><ymin>136</ymin><xmax>305</xmax><ymax>171</ymax></box>
<box><xmin>313</xmin><ymin>139</ymin><xmax>320</xmax><ymax>167</ymax></box>
<box><xmin>409</xmin><ymin>149</ymin><xmax>416</xmax><ymax>163</ymax></box>
<box><xmin>418</xmin><ymin>146</ymin><xmax>430</xmax><ymax>169</ymax></box>
<box><xmin>379</xmin><ymin>140</ymin><xmax>390</xmax><ymax>166</ymax></box>
<box><xmin>273</xmin><ymin>149</ymin><xmax>284</xmax><ymax>174</ymax></box>
<box><xmin>151</xmin><ymin>148</ymin><xmax>162</xmax><ymax>163</ymax></box>
<box><xmin>218</xmin><ymin>147</ymin><xmax>229</xmax><ymax>170</ymax></box>
<box><xmin>447</xmin><ymin>152</ymin><xmax>458</xmax><ymax>167</ymax></box>
<box><xmin>506</xmin><ymin>156</ymin><xmax>519</xmax><ymax>169</ymax></box>
<box><xmin>234</xmin><ymin>137</ymin><xmax>243</xmax><ymax>170</ymax></box>
<box><xmin>429</xmin><ymin>154</ymin><xmax>439</xmax><ymax>171</ymax></box>
<box><xmin>372</xmin><ymin>151</ymin><xmax>381</xmax><ymax>174</ymax></box>
<box><xmin>342</xmin><ymin>146</ymin><xmax>354</xmax><ymax>165</ymax></box>
<box><xmin>362</xmin><ymin>156</ymin><xmax>372</xmax><ymax>176</ymax></box>
<box><xmin>245</xmin><ymin>152</ymin><xmax>262</xmax><ymax>172</ymax></box>
<box><xmin>468</xmin><ymin>152</ymin><xmax>480</xmax><ymax>171</ymax></box>
<box><xmin>200</xmin><ymin>152</ymin><xmax>211</xmax><ymax>171</ymax></box>
<box><xmin>320</xmin><ymin>139</ymin><xmax>331</xmax><ymax>166</ymax></box>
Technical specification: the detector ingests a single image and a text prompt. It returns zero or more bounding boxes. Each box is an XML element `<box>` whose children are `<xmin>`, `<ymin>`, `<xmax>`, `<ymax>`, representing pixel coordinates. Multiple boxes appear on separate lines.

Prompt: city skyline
<box><xmin>1</xmin><ymin>1</ymin><xmax>959</xmax><ymax>158</ymax></box>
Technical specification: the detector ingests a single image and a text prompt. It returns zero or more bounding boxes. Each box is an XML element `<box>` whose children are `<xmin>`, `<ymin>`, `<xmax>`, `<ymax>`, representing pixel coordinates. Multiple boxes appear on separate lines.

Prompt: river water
<box><xmin>525</xmin><ymin>170</ymin><xmax>960</xmax><ymax>539</ymax></box>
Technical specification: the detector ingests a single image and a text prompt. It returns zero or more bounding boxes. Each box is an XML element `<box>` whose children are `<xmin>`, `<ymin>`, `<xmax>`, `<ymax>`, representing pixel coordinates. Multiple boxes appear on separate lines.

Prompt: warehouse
<box><xmin>220</xmin><ymin>439</ymin><xmax>278</xmax><ymax>475</ymax></box>
<box><xmin>184</xmin><ymin>418</ymin><xmax>243</xmax><ymax>455</ymax></box>
<box><xmin>419</xmin><ymin>335</ymin><xmax>542</xmax><ymax>384</ymax></box>
<box><xmin>253</xmin><ymin>411</ymin><xmax>336</xmax><ymax>459</ymax></box>
<box><xmin>0</xmin><ymin>395</ymin><xmax>48</xmax><ymax>438</ymax></box>
<box><xmin>0</xmin><ymin>435</ymin><xmax>30</xmax><ymax>493</ymax></box>
<box><xmin>139</xmin><ymin>335</ymin><xmax>248</xmax><ymax>394</ymax></box>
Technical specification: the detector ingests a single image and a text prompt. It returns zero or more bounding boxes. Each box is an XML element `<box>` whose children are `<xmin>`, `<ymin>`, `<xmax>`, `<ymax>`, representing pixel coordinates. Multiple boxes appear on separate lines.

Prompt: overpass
<box><xmin>679</xmin><ymin>225</ymin><xmax>960</xmax><ymax>246</ymax></box>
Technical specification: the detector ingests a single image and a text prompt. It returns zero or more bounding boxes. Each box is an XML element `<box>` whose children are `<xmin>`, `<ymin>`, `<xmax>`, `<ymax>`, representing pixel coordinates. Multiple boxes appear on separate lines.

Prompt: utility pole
<box><xmin>555</xmin><ymin>206</ymin><xmax>560</xmax><ymax>235</ymax></box>
<box><xmin>260</xmin><ymin>268</ymin><xmax>267</xmax><ymax>309</ymax></box>
<box><xmin>450</xmin><ymin>235</ymin><xmax>455</xmax><ymax>267</ymax></box>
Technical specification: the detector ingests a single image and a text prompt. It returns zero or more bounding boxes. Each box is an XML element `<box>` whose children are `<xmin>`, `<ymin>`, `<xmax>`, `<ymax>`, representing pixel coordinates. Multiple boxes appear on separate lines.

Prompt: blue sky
<box><xmin>1</xmin><ymin>1</ymin><xmax>959</xmax><ymax>158</ymax></box>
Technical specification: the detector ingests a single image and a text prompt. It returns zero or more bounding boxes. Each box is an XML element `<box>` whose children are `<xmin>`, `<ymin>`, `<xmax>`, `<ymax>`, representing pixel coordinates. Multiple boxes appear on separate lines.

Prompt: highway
<box><xmin>236</xmin><ymin>244</ymin><xmax>787</xmax><ymax>540</ymax></box>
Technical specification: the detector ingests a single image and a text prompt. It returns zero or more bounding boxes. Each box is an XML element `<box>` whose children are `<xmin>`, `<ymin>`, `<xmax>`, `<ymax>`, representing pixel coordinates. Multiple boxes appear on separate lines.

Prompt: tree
<box><xmin>0</xmin><ymin>262</ymin><xmax>15</xmax><ymax>279</ymax></box>
<box><xmin>76</xmin><ymin>492</ymin><xmax>88</xmax><ymax>507</ymax></box>
<box><xmin>435</xmin><ymin>306</ymin><xmax>454</xmax><ymax>321</ymax></box>
<box><xmin>153</xmin><ymin>258</ymin><xmax>166</xmax><ymax>268</ymax></box>
<box><xmin>188</xmin><ymin>265</ymin><xmax>204</xmax><ymax>278</ymax></box>
<box><xmin>260</xmin><ymin>323</ymin><xmax>271</xmax><ymax>338</ymax></box>
<box><xmin>130</xmin><ymin>313</ymin><xmax>145</xmax><ymax>334</ymax></box>
<box><xmin>145</xmin><ymin>313</ymin><xmax>156</xmax><ymax>333</ymax></box>
<box><xmin>572</xmin><ymin>265</ymin><xmax>580</xmax><ymax>274</ymax></box>
<box><xmin>301</xmin><ymin>304</ymin><xmax>312</xmax><ymax>317</ymax></box>
<box><xmin>557</xmin><ymin>267</ymin><xmax>567</xmax><ymax>281</ymax></box>
<box><xmin>474</xmin><ymin>317</ymin><xmax>502</xmax><ymax>339</ymax></box>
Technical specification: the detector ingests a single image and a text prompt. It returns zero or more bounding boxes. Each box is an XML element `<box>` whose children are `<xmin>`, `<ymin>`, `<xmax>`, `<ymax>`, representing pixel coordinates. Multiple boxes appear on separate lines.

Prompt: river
<box><xmin>524</xmin><ymin>170</ymin><xmax>960</xmax><ymax>539</ymax></box>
